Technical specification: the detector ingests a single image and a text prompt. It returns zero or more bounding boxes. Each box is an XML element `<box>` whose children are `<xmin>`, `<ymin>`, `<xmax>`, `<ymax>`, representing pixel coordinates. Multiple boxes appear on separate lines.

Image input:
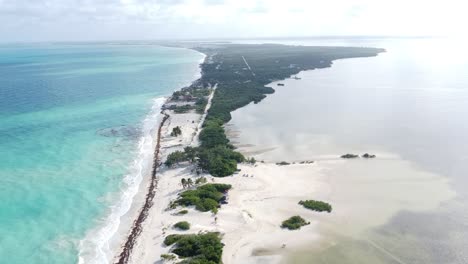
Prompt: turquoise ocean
<box><xmin>0</xmin><ymin>43</ymin><xmax>204</xmax><ymax>264</ymax></box>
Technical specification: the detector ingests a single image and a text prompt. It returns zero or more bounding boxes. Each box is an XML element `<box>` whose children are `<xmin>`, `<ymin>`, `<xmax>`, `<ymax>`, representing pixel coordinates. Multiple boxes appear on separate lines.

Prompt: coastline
<box><xmin>111</xmin><ymin>51</ymin><xmax>212</xmax><ymax>264</ymax></box>
<box><xmin>78</xmin><ymin>49</ymin><xmax>207</xmax><ymax>264</ymax></box>
<box><xmin>112</xmin><ymin>44</ymin><xmax>391</xmax><ymax>264</ymax></box>
<box><xmin>115</xmin><ymin>111</ymin><xmax>169</xmax><ymax>264</ymax></box>
<box><xmin>225</xmin><ymin>65</ymin><xmax>456</xmax><ymax>263</ymax></box>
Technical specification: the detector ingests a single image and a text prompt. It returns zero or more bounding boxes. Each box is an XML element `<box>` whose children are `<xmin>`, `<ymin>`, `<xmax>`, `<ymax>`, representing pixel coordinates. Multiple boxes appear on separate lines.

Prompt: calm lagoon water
<box><xmin>228</xmin><ymin>38</ymin><xmax>468</xmax><ymax>263</ymax></box>
<box><xmin>0</xmin><ymin>43</ymin><xmax>203</xmax><ymax>264</ymax></box>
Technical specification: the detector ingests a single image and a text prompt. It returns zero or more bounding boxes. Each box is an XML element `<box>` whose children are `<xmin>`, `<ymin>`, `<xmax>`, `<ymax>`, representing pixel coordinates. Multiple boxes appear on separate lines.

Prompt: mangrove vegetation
<box><xmin>281</xmin><ymin>215</ymin><xmax>310</xmax><ymax>230</ymax></box>
<box><xmin>299</xmin><ymin>200</ymin><xmax>332</xmax><ymax>213</ymax></box>
<box><xmin>163</xmin><ymin>232</ymin><xmax>223</xmax><ymax>264</ymax></box>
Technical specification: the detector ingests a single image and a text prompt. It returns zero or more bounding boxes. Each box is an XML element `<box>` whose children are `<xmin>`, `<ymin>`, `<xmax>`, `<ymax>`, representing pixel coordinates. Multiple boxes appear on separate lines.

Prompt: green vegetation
<box><xmin>195</xmin><ymin>97</ymin><xmax>208</xmax><ymax>114</ymax></box>
<box><xmin>171</xmin><ymin>126</ymin><xmax>182</xmax><ymax>137</ymax></box>
<box><xmin>341</xmin><ymin>153</ymin><xmax>359</xmax><ymax>159</ymax></box>
<box><xmin>183</xmin><ymin>146</ymin><xmax>198</xmax><ymax>163</ymax></box>
<box><xmin>362</xmin><ymin>153</ymin><xmax>376</xmax><ymax>158</ymax></box>
<box><xmin>197</xmin><ymin>145</ymin><xmax>244</xmax><ymax>177</ymax></box>
<box><xmin>299</xmin><ymin>200</ymin><xmax>332</xmax><ymax>213</ymax></box>
<box><xmin>165</xmin><ymin>44</ymin><xmax>382</xmax><ymax>178</ymax></box>
<box><xmin>246</xmin><ymin>157</ymin><xmax>256</xmax><ymax>164</ymax></box>
<box><xmin>160</xmin><ymin>253</ymin><xmax>176</xmax><ymax>261</ymax></box>
<box><xmin>181</xmin><ymin>178</ymin><xmax>194</xmax><ymax>189</ymax></box>
<box><xmin>163</xmin><ymin>232</ymin><xmax>223</xmax><ymax>264</ymax></box>
<box><xmin>197</xmin><ymin>45</ymin><xmax>382</xmax><ymax>177</ymax></box>
<box><xmin>174</xmin><ymin>104</ymin><xmax>194</xmax><ymax>114</ymax></box>
<box><xmin>169</xmin><ymin>86</ymin><xmax>211</xmax><ymax>114</ymax></box>
<box><xmin>199</xmin><ymin>121</ymin><xmax>230</xmax><ymax>148</ymax></box>
<box><xmin>195</xmin><ymin>177</ymin><xmax>208</xmax><ymax>185</ymax></box>
<box><xmin>174</xmin><ymin>221</ymin><xmax>191</xmax><ymax>230</ymax></box>
<box><xmin>165</xmin><ymin>151</ymin><xmax>188</xmax><ymax>167</ymax></box>
<box><xmin>165</xmin><ymin>145</ymin><xmax>244</xmax><ymax>177</ymax></box>
<box><xmin>176</xmin><ymin>209</ymin><xmax>189</xmax><ymax>215</ymax></box>
<box><xmin>173</xmin><ymin>184</ymin><xmax>231</xmax><ymax>212</ymax></box>
<box><xmin>281</xmin><ymin>216</ymin><xmax>310</xmax><ymax>230</ymax></box>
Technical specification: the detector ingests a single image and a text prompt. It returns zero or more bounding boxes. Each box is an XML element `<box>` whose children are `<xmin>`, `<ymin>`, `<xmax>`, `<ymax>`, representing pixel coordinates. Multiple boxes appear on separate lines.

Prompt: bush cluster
<box><xmin>165</xmin><ymin>144</ymin><xmax>244</xmax><ymax>177</ymax></box>
<box><xmin>176</xmin><ymin>209</ymin><xmax>189</xmax><ymax>215</ymax></box>
<box><xmin>281</xmin><ymin>216</ymin><xmax>310</xmax><ymax>230</ymax></box>
<box><xmin>163</xmin><ymin>232</ymin><xmax>223</xmax><ymax>264</ymax></box>
<box><xmin>171</xmin><ymin>126</ymin><xmax>182</xmax><ymax>137</ymax></box>
<box><xmin>299</xmin><ymin>200</ymin><xmax>332</xmax><ymax>213</ymax></box>
<box><xmin>174</xmin><ymin>221</ymin><xmax>191</xmax><ymax>230</ymax></box>
<box><xmin>174</xmin><ymin>184</ymin><xmax>231</xmax><ymax>212</ymax></box>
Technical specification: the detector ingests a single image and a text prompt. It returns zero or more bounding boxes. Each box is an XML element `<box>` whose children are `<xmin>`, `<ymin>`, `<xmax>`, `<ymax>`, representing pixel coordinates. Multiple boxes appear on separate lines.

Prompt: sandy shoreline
<box><xmin>125</xmin><ymin>133</ymin><xmax>333</xmax><ymax>264</ymax></box>
<box><xmin>119</xmin><ymin>78</ymin><xmax>333</xmax><ymax>264</ymax></box>
<box><xmin>113</xmin><ymin>46</ymin><xmax>455</xmax><ymax>264</ymax></box>
<box><xmin>122</xmin><ymin>73</ymin><xmax>454</xmax><ymax>264</ymax></box>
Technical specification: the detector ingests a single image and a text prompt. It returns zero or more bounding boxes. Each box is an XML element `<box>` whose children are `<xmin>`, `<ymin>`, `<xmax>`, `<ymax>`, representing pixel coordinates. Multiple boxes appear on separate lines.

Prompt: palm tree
<box><xmin>181</xmin><ymin>178</ymin><xmax>187</xmax><ymax>189</ymax></box>
<box><xmin>187</xmin><ymin>178</ymin><xmax>193</xmax><ymax>188</ymax></box>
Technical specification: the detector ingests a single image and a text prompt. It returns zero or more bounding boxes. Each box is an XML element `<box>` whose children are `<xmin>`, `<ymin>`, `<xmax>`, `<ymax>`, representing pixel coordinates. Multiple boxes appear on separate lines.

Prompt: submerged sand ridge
<box><xmin>226</xmin><ymin>71</ymin><xmax>456</xmax><ymax>263</ymax></box>
<box><xmin>121</xmin><ymin>43</ymin><xmax>458</xmax><ymax>264</ymax></box>
<box><xmin>127</xmin><ymin>81</ymin><xmax>455</xmax><ymax>264</ymax></box>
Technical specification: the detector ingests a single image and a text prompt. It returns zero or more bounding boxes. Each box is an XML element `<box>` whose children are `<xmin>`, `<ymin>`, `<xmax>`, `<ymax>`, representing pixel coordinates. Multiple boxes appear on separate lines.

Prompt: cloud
<box><xmin>0</xmin><ymin>0</ymin><xmax>467</xmax><ymax>42</ymax></box>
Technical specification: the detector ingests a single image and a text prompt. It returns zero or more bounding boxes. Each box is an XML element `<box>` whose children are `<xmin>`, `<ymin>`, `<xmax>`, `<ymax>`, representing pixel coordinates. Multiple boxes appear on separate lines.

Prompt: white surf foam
<box><xmin>77</xmin><ymin>97</ymin><xmax>166</xmax><ymax>264</ymax></box>
<box><xmin>77</xmin><ymin>49</ymin><xmax>206</xmax><ymax>264</ymax></box>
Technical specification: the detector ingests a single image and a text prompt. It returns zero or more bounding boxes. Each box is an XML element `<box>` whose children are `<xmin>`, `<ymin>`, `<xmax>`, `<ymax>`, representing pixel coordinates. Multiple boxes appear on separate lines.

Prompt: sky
<box><xmin>0</xmin><ymin>0</ymin><xmax>467</xmax><ymax>42</ymax></box>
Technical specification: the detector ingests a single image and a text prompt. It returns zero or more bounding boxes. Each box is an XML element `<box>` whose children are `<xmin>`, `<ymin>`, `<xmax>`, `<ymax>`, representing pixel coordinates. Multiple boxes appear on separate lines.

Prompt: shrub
<box><xmin>176</xmin><ymin>210</ymin><xmax>189</xmax><ymax>215</ymax></box>
<box><xmin>341</xmin><ymin>153</ymin><xmax>359</xmax><ymax>159</ymax></box>
<box><xmin>299</xmin><ymin>200</ymin><xmax>332</xmax><ymax>213</ymax></box>
<box><xmin>281</xmin><ymin>216</ymin><xmax>310</xmax><ymax>230</ymax></box>
<box><xmin>171</xmin><ymin>126</ymin><xmax>182</xmax><ymax>137</ymax></box>
<box><xmin>165</xmin><ymin>151</ymin><xmax>188</xmax><ymax>167</ymax></box>
<box><xmin>174</xmin><ymin>184</ymin><xmax>231</xmax><ymax>212</ymax></box>
<box><xmin>174</xmin><ymin>104</ymin><xmax>194</xmax><ymax>113</ymax></box>
<box><xmin>160</xmin><ymin>254</ymin><xmax>176</xmax><ymax>261</ymax></box>
<box><xmin>195</xmin><ymin>177</ymin><xmax>207</xmax><ymax>185</ymax></box>
<box><xmin>174</xmin><ymin>221</ymin><xmax>191</xmax><ymax>230</ymax></box>
<box><xmin>199</xmin><ymin>123</ymin><xmax>229</xmax><ymax>148</ymax></box>
<box><xmin>163</xmin><ymin>233</ymin><xmax>223</xmax><ymax>264</ymax></box>
<box><xmin>247</xmin><ymin>157</ymin><xmax>256</xmax><ymax>164</ymax></box>
<box><xmin>197</xmin><ymin>145</ymin><xmax>245</xmax><ymax>177</ymax></box>
<box><xmin>164</xmin><ymin>234</ymin><xmax>183</xmax><ymax>246</ymax></box>
<box><xmin>190</xmin><ymin>44</ymin><xmax>382</xmax><ymax>181</ymax></box>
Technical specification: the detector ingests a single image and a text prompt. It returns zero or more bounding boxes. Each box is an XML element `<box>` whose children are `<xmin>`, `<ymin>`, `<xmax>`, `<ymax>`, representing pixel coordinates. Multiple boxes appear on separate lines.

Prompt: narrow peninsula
<box><xmin>116</xmin><ymin>43</ymin><xmax>384</xmax><ymax>264</ymax></box>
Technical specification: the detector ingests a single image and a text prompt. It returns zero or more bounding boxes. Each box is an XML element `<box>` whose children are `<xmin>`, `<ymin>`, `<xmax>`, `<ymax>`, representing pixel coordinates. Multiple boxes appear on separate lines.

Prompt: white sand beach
<box><xmin>118</xmin><ymin>68</ymin><xmax>456</xmax><ymax>264</ymax></box>
<box><xmin>122</xmin><ymin>84</ymin><xmax>332</xmax><ymax>264</ymax></box>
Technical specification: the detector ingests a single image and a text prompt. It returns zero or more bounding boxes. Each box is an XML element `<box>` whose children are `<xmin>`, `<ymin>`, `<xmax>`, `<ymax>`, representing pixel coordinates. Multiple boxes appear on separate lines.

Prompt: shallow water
<box><xmin>0</xmin><ymin>43</ymin><xmax>203</xmax><ymax>264</ymax></box>
<box><xmin>228</xmin><ymin>37</ymin><xmax>468</xmax><ymax>263</ymax></box>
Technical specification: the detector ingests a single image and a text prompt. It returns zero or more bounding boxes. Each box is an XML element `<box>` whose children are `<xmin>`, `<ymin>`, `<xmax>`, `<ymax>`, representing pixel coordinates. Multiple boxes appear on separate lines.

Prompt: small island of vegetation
<box><xmin>362</xmin><ymin>153</ymin><xmax>376</xmax><ymax>158</ymax></box>
<box><xmin>165</xmin><ymin>144</ymin><xmax>244</xmax><ymax>177</ymax></box>
<box><xmin>171</xmin><ymin>126</ymin><xmax>182</xmax><ymax>137</ymax></box>
<box><xmin>299</xmin><ymin>200</ymin><xmax>332</xmax><ymax>213</ymax></box>
<box><xmin>173</xmin><ymin>221</ymin><xmax>191</xmax><ymax>231</ymax></box>
<box><xmin>172</xmin><ymin>183</ymin><xmax>231</xmax><ymax>213</ymax></box>
<box><xmin>163</xmin><ymin>232</ymin><xmax>223</xmax><ymax>263</ymax></box>
<box><xmin>281</xmin><ymin>216</ymin><xmax>310</xmax><ymax>230</ymax></box>
<box><xmin>341</xmin><ymin>153</ymin><xmax>359</xmax><ymax>159</ymax></box>
<box><xmin>176</xmin><ymin>209</ymin><xmax>188</xmax><ymax>215</ymax></box>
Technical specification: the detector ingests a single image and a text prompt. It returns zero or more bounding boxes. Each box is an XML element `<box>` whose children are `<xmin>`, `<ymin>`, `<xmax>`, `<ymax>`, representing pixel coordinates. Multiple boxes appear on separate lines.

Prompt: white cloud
<box><xmin>0</xmin><ymin>0</ymin><xmax>466</xmax><ymax>42</ymax></box>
